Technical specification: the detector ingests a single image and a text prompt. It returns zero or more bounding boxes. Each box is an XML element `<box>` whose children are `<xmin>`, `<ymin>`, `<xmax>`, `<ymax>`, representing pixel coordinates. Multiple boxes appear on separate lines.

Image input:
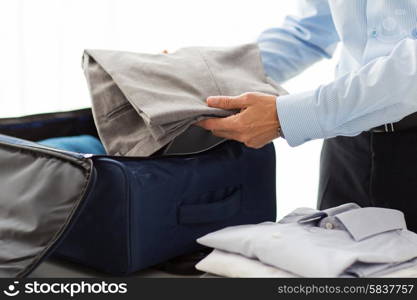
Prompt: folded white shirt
<box><xmin>196</xmin><ymin>249</ymin><xmax>296</xmax><ymax>278</ymax></box>
<box><xmin>196</xmin><ymin>249</ymin><xmax>417</xmax><ymax>278</ymax></box>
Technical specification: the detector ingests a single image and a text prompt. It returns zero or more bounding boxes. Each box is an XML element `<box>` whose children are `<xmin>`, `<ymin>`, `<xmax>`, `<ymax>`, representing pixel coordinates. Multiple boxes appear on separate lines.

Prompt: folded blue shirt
<box><xmin>38</xmin><ymin>135</ymin><xmax>106</xmax><ymax>155</ymax></box>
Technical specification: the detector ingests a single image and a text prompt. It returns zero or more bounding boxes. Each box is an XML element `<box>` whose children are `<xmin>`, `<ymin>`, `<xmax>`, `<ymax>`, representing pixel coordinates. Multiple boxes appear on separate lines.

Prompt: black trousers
<box><xmin>318</xmin><ymin>130</ymin><xmax>417</xmax><ymax>233</ymax></box>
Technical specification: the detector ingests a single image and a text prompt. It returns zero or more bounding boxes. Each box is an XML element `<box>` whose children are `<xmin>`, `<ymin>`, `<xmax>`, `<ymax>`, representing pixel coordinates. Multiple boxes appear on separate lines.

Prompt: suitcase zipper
<box><xmin>0</xmin><ymin>134</ymin><xmax>91</xmax><ymax>160</ymax></box>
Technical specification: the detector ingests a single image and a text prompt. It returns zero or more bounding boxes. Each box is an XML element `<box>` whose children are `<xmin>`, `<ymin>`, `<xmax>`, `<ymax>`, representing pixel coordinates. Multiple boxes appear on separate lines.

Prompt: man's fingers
<box><xmin>195</xmin><ymin>115</ymin><xmax>238</xmax><ymax>131</ymax></box>
<box><xmin>195</xmin><ymin>118</ymin><xmax>230</xmax><ymax>131</ymax></box>
<box><xmin>211</xmin><ymin>129</ymin><xmax>240</xmax><ymax>140</ymax></box>
<box><xmin>194</xmin><ymin>120</ymin><xmax>206</xmax><ymax>127</ymax></box>
<box><xmin>206</xmin><ymin>93</ymin><xmax>253</xmax><ymax>110</ymax></box>
<box><xmin>194</xmin><ymin>119</ymin><xmax>240</xmax><ymax>140</ymax></box>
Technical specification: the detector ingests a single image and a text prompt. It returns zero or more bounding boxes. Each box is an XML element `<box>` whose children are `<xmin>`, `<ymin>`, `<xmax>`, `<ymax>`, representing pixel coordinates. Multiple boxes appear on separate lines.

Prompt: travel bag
<box><xmin>0</xmin><ymin>108</ymin><xmax>276</xmax><ymax>276</ymax></box>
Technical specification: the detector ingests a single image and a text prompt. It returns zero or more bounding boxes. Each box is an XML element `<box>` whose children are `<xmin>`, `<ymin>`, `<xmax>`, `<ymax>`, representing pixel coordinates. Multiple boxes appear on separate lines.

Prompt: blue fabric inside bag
<box><xmin>38</xmin><ymin>135</ymin><xmax>106</xmax><ymax>155</ymax></box>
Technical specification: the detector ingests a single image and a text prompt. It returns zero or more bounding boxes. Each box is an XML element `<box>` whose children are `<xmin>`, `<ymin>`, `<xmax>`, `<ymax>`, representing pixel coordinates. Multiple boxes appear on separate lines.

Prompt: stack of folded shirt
<box><xmin>196</xmin><ymin>203</ymin><xmax>417</xmax><ymax>277</ymax></box>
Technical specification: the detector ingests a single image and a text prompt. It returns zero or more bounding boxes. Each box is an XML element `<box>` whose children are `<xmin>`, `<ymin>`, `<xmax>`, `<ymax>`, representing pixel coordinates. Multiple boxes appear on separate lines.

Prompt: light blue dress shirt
<box><xmin>198</xmin><ymin>203</ymin><xmax>417</xmax><ymax>277</ymax></box>
<box><xmin>258</xmin><ymin>0</ymin><xmax>417</xmax><ymax>146</ymax></box>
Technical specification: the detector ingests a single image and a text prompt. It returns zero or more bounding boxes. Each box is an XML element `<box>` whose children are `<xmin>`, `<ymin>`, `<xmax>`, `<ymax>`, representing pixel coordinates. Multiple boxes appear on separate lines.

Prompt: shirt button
<box><xmin>325</xmin><ymin>222</ymin><xmax>334</xmax><ymax>230</ymax></box>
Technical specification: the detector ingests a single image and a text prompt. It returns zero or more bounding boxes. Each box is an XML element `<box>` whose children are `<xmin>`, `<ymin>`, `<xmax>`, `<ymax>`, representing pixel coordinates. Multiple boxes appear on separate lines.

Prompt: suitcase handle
<box><xmin>178</xmin><ymin>186</ymin><xmax>241</xmax><ymax>224</ymax></box>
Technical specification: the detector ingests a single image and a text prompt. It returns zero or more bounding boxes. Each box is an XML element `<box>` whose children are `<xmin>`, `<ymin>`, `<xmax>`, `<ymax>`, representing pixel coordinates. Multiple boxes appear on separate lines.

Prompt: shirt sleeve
<box><xmin>257</xmin><ymin>0</ymin><xmax>339</xmax><ymax>83</ymax></box>
<box><xmin>278</xmin><ymin>38</ymin><xmax>417</xmax><ymax>147</ymax></box>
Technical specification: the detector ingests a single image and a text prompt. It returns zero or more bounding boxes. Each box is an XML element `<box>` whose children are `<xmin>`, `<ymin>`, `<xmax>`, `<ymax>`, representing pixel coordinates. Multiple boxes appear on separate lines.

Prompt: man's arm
<box><xmin>197</xmin><ymin>0</ymin><xmax>340</xmax><ymax>148</ymax></box>
<box><xmin>199</xmin><ymin>38</ymin><xmax>417</xmax><ymax>149</ymax></box>
<box><xmin>258</xmin><ymin>0</ymin><xmax>339</xmax><ymax>83</ymax></box>
<box><xmin>277</xmin><ymin>38</ymin><xmax>417</xmax><ymax>146</ymax></box>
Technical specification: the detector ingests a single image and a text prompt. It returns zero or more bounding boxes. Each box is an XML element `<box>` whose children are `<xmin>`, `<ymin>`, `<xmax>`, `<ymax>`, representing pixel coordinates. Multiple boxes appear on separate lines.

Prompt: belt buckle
<box><xmin>374</xmin><ymin>123</ymin><xmax>394</xmax><ymax>133</ymax></box>
<box><xmin>384</xmin><ymin>123</ymin><xmax>395</xmax><ymax>133</ymax></box>
<box><xmin>372</xmin><ymin>123</ymin><xmax>395</xmax><ymax>133</ymax></box>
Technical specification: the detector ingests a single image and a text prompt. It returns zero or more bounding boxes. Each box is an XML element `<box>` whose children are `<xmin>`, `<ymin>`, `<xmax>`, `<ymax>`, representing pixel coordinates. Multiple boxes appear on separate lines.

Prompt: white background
<box><xmin>0</xmin><ymin>0</ymin><xmax>339</xmax><ymax>218</ymax></box>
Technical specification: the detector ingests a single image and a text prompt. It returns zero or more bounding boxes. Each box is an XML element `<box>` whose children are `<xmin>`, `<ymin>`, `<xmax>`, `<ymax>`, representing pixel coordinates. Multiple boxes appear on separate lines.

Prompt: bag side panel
<box><xmin>0</xmin><ymin>142</ymin><xmax>91</xmax><ymax>277</ymax></box>
<box><xmin>53</xmin><ymin>141</ymin><xmax>276</xmax><ymax>275</ymax></box>
<box><xmin>53</xmin><ymin>158</ymin><xmax>131</xmax><ymax>275</ymax></box>
<box><xmin>128</xmin><ymin>141</ymin><xmax>276</xmax><ymax>271</ymax></box>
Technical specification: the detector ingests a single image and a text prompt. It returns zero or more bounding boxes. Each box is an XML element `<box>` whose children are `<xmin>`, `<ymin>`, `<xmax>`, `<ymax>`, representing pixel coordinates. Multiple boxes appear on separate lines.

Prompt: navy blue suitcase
<box><xmin>0</xmin><ymin>108</ymin><xmax>276</xmax><ymax>275</ymax></box>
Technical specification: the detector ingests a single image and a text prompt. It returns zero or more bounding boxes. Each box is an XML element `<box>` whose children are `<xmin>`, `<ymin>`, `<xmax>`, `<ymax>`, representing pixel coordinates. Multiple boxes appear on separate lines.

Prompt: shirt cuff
<box><xmin>276</xmin><ymin>90</ymin><xmax>324</xmax><ymax>147</ymax></box>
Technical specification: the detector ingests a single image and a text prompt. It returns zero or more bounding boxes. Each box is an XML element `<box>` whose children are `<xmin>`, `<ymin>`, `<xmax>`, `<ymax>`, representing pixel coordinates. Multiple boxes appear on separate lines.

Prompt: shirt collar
<box><xmin>294</xmin><ymin>203</ymin><xmax>361</xmax><ymax>224</ymax></box>
<box><xmin>290</xmin><ymin>203</ymin><xmax>407</xmax><ymax>241</ymax></box>
<box><xmin>334</xmin><ymin>207</ymin><xmax>407</xmax><ymax>241</ymax></box>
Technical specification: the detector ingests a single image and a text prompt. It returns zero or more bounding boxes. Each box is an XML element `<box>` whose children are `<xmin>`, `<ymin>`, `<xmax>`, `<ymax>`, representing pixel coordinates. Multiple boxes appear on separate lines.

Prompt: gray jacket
<box><xmin>83</xmin><ymin>43</ymin><xmax>286</xmax><ymax>156</ymax></box>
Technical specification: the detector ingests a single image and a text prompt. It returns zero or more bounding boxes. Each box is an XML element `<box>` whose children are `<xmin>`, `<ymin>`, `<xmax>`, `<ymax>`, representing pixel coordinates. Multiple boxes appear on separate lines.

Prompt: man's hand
<box><xmin>196</xmin><ymin>92</ymin><xmax>281</xmax><ymax>149</ymax></box>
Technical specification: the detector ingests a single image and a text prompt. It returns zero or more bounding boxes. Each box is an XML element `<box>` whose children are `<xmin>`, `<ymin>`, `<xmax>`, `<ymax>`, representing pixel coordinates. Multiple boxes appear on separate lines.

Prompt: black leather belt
<box><xmin>369</xmin><ymin>112</ymin><xmax>417</xmax><ymax>133</ymax></box>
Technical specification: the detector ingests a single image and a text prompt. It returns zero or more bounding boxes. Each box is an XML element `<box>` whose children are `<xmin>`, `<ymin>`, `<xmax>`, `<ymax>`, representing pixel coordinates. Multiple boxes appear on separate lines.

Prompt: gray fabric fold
<box><xmin>83</xmin><ymin>43</ymin><xmax>287</xmax><ymax>157</ymax></box>
<box><xmin>0</xmin><ymin>136</ymin><xmax>92</xmax><ymax>277</ymax></box>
